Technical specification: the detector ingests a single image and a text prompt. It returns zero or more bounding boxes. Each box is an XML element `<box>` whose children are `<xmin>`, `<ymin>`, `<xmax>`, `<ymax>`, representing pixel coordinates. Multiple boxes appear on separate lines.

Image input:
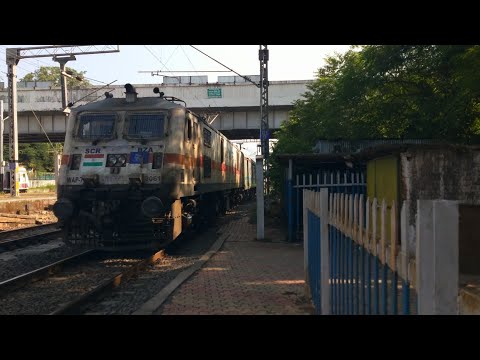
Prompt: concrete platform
<box><xmin>0</xmin><ymin>194</ymin><xmax>56</xmax><ymax>214</ymax></box>
<box><xmin>142</xmin><ymin>202</ymin><xmax>314</xmax><ymax>315</ymax></box>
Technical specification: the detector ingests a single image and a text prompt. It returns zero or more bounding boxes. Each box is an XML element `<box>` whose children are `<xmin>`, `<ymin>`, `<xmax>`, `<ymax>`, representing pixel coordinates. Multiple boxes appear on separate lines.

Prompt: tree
<box><xmin>2</xmin><ymin>143</ymin><xmax>63</xmax><ymax>173</ymax></box>
<box><xmin>20</xmin><ymin>66</ymin><xmax>91</xmax><ymax>88</ymax></box>
<box><xmin>270</xmin><ymin>45</ymin><xmax>480</xmax><ymax>194</ymax></box>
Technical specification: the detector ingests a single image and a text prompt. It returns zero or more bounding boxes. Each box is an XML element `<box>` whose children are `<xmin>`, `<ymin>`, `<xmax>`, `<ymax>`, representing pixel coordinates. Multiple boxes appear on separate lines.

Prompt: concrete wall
<box><xmin>0</xmin><ymin>198</ymin><xmax>56</xmax><ymax>214</ymax></box>
<box><xmin>400</xmin><ymin>146</ymin><xmax>480</xmax><ymax>257</ymax></box>
<box><xmin>30</xmin><ymin>180</ymin><xmax>56</xmax><ymax>188</ymax></box>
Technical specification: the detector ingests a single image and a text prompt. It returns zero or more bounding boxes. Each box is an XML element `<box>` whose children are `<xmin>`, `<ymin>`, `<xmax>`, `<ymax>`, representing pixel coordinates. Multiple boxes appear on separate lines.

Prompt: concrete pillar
<box><xmin>416</xmin><ymin>200</ymin><xmax>459</xmax><ymax>315</ymax></box>
<box><xmin>256</xmin><ymin>155</ymin><xmax>264</xmax><ymax>240</ymax></box>
<box><xmin>288</xmin><ymin>158</ymin><xmax>293</xmax><ymax>242</ymax></box>
<box><xmin>303</xmin><ymin>190</ymin><xmax>310</xmax><ymax>300</ymax></box>
<box><xmin>54</xmin><ymin>152</ymin><xmax>61</xmax><ymax>191</ymax></box>
<box><xmin>320</xmin><ymin>188</ymin><xmax>331</xmax><ymax>314</ymax></box>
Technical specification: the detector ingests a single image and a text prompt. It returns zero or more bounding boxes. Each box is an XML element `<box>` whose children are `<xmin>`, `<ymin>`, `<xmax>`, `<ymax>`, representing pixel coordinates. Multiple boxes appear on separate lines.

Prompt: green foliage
<box><xmin>20</xmin><ymin>66</ymin><xmax>91</xmax><ymax>88</ymax></box>
<box><xmin>270</xmin><ymin>45</ymin><xmax>480</xmax><ymax>192</ymax></box>
<box><xmin>3</xmin><ymin>143</ymin><xmax>63</xmax><ymax>172</ymax></box>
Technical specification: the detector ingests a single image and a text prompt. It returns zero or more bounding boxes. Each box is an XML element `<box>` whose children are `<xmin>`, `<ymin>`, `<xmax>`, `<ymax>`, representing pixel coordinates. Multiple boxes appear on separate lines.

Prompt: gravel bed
<box><xmin>0</xmin><ymin>242</ymin><xmax>89</xmax><ymax>283</ymax></box>
<box><xmin>82</xmin><ymin>205</ymin><xmax>249</xmax><ymax>315</ymax></box>
<box><xmin>0</xmin><ymin>253</ymin><xmax>146</xmax><ymax>315</ymax></box>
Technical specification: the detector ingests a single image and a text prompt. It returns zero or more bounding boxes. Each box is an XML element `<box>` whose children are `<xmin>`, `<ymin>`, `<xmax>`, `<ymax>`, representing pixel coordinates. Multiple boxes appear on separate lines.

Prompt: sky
<box><xmin>0</xmin><ymin>45</ymin><xmax>352</xmax><ymax>86</ymax></box>
<box><xmin>0</xmin><ymin>45</ymin><xmax>352</xmax><ymax>158</ymax></box>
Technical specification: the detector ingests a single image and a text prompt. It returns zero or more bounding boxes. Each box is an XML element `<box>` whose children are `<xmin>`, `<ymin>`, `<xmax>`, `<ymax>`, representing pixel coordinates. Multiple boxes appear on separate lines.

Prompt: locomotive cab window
<box><xmin>125</xmin><ymin>112</ymin><xmax>165</xmax><ymax>139</ymax></box>
<box><xmin>77</xmin><ymin>113</ymin><xmax>116</xmax><ymax>140</ymax></box>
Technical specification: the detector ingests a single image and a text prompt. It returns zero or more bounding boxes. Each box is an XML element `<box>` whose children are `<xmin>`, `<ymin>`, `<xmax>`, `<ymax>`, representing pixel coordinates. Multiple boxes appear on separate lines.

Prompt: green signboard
<box><xmin>207</xmin><ymin>88</ymin><xmax>222</xmax><ymax>98</ymax></box>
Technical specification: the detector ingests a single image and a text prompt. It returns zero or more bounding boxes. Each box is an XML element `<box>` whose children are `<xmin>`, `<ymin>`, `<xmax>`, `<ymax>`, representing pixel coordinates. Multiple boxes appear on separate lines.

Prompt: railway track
<box><xmin>0</xmin><ymin>249</ymin><xmax>94</xmax><ymax>297</ymax></box>
<box><xmin>0</xmin><ymin>248</ymin><xmax>165</xmax><ymax>315</ymax></box>
<box><xmin>51</xmin><ymin>250</ymin><xmax>165</xmax><ymax>315</ymax></box>
<box><xmin>0</xmin><ymin>223</ymin><xmax>62</xmax><ymax>253</ymax></box>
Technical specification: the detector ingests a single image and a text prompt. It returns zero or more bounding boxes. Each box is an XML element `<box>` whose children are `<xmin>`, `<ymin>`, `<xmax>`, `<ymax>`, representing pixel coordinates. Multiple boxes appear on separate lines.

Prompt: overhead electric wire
<box><xmin>143</xmin><ymin>46</ymin><xmax>170</xmax><ymax>72</ymax></box>
<box><xmin>29</xmin><ymin>105</ymin><xmax>56</xmax><ymax>152</ymax></box>
<box><xmin>180</xmin><ymin>45</ymin><xmax>220</xmax><ymax>108</ymax></box>
<box><xmin>164</xmin><ymin>45</ymin><xmax>180</xmax><ymax>68</ymax></box>
<box><xmin>69</xmin><ymin>80</ymin><xmax>117</xmax><ymax>106</ymax></box>
<box><xmin>189</xmin><ymin>45</ymin><xmax>259</xmax><ymax>87</ymax></box>
<box><xmin>143</xmin><ymin>45</ymin><xmax>209</xmax><ymax>109</ymax></box>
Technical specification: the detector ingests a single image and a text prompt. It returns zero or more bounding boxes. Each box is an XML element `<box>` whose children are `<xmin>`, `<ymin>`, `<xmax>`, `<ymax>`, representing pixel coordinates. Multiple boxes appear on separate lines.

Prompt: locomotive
<box><xmin>53</xmin><ymin>84</ymin><xmax>256</xmax><ymax>250</ymax></box>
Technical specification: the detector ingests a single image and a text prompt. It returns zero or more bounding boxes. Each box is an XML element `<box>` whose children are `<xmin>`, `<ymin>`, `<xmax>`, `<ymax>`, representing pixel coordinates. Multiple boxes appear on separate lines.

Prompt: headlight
<box><xmin>117</xmin><ymin>155</ymin><xmax>126</xmax><ymax>166</ymax></box>
<box><xmin>106</xmin><ymin>154</ymin><xmax>127</xmax><ymax>167</ymax></box>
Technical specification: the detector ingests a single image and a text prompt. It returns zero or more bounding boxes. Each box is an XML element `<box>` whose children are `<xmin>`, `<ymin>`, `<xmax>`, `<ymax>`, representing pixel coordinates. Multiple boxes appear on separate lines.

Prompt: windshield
<box><xmin>77</xmin><ymin>113</ymin><xmax>116</xmax><ymax>140</ymax></box>
<box><xmin>127</xmin><ymin>113</ymin><xmax>165</xmax><ymax>139</ymax></box>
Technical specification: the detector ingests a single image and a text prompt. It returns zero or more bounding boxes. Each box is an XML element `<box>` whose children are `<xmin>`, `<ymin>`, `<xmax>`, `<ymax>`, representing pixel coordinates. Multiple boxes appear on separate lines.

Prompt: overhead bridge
<box><xmin>0</xmin><ymin>79</ymin><xmax>311</xmax><ymax>143</ymax></box>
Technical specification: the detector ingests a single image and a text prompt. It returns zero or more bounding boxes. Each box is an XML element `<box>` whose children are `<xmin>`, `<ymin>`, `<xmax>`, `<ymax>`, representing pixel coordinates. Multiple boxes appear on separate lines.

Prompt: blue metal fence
<box><xmin>288</xmin><ymin>170</ymin><xmax>366</xmax><ymax>242</ymax></box>
<box><xmin>304</xmin><ymin>189</ymin><xmax>417</xmax><ymax>315</ymax></box>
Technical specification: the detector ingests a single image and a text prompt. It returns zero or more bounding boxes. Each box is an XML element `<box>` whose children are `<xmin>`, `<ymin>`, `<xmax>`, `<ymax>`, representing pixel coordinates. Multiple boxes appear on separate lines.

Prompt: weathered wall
<box><xmin>401</xmin><ymin>147</ymin><xmax>480</xmax><ymax>205</ymax></box>
<box><xmin>0</xmin><ymin>198</ymin><xmax>56</xmax><ymax>214</ymax></box>
<box><xmin>29</xmin><ymin>180</ymin><xmax>56</xmax><ymax>188</ymax></box>
<box><xmin>400</xmin><ymin>146</ymin><xmax>480</xmax><ymax>257</ymax></box>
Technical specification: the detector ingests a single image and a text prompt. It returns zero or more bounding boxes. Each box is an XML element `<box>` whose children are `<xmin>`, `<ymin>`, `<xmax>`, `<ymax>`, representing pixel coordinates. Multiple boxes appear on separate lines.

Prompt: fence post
<box><xmin>304</xmin><ymin>189</ymin><xmax>309</xmax><ymax>298</ymax></box>
<box><xmin>256</xmin><ymin>155</ymin><xmax>264</xmax><ymax>240</ymax></box>
<box><xmin>417</xmin><ymin>200</ymin><xmax>459</xmax><ymax>314</ymax></box>
<box><xmin>320</xmin><ymin>188</ymin><xmax>330</xmax><ymax>314</ymax></box>
<box><xmin>288</xmin><ymin>159</ymin><xmax>293</xmax><ymax>242</ymax></box>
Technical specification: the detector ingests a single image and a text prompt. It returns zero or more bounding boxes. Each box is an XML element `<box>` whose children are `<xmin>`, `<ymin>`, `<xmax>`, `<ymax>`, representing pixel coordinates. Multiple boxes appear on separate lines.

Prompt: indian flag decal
<box><xmin>83</xmin><ymin>153</ymin><xmax>104</xmax><ymax>167</ymax></box>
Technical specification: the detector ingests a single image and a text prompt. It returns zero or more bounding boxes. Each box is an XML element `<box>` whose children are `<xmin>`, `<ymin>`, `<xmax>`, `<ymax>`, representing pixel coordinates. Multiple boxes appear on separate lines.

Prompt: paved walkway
<box><xmin>157</xmin><ymin>203</ymin><xmax>314</xmax><ymax>315</ymax></box>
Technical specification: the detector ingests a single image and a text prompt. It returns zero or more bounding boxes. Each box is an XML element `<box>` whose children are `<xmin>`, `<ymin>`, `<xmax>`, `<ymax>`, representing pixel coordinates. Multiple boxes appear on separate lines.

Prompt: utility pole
<box><xmin>259</xmin><ymin>45</ymin><xmax>269</xmax><ymax>196</ymax></box>
<box><xmin>256</xmin><ymin>45</ymin><xmax>269</xmax><ymax>240</ymax></box>
<box><xmin>5</xmin><ymin>45</ymin><xmax>119</xmax><ymax>197</ymax></box>
<box><xmin>0</xmin><ymin>100</ymin><xmax>4</xmax><ymax>189</ymax></box>
<box><xmin>6</xmin><ymin>49</ymin><xmax>19</xmax><ymax>197</ymax></box>
<box><xmin>54</xmin><ymin>54</ymin><xmax>76</xmax><ymax>110</ymax></box>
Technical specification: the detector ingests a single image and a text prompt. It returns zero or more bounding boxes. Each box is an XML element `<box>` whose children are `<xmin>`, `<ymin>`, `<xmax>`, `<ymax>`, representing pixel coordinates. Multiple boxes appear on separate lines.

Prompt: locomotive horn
<box><xmin>125</xmin><ymin>83</ymin><xmax>138</xmax><ymax>103</ymax></box>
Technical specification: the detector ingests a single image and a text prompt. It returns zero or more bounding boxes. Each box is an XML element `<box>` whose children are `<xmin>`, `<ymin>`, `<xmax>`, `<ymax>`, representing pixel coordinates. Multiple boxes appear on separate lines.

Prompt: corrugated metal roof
<box><xmin>313</xmin><ymin>139</ymin><xmax>446</xmax><ymax>154</ymax></box>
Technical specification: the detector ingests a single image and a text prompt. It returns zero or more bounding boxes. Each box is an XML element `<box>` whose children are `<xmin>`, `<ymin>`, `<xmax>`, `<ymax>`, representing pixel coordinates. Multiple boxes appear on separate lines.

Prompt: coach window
<box><xmin>186</xmin><ymin>117</ymin><xmax>192</xmax><ymax>142</ymax></box>
<box><xmin>204</xmin><ymin>155</ymin><xmax>212</xmax><ymax>178</ymax></box>
<box><xmin>221</xmin><ymin>139</ymin><xmax>224</xmax><ymax>163</ymax></box>
<box><xmin>203</xmin><ymin>128</ymin><xmax>211</xmax><ymax>147</ymax></box>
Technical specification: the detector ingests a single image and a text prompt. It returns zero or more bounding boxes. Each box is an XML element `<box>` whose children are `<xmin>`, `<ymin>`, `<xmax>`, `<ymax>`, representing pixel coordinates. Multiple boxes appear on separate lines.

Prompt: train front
<box><xmin>53</xmin><ymin>84</ymin><xmax>183</xmax><ymax>250</ymax></box>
